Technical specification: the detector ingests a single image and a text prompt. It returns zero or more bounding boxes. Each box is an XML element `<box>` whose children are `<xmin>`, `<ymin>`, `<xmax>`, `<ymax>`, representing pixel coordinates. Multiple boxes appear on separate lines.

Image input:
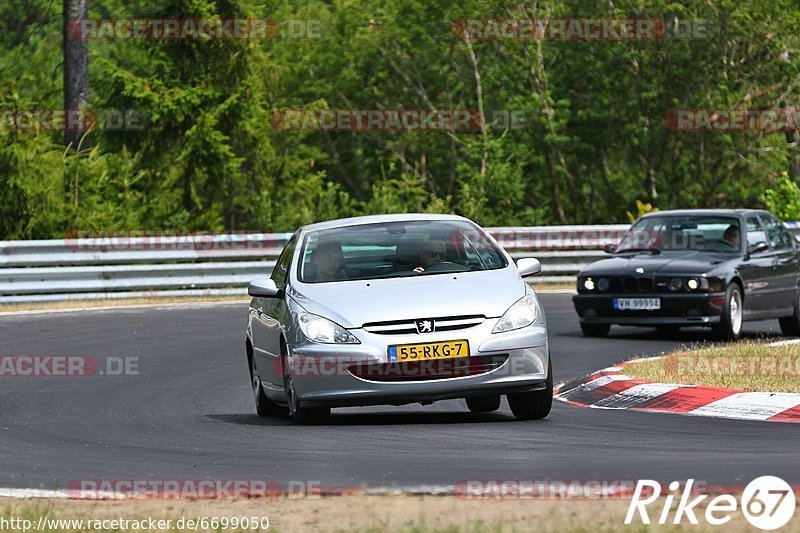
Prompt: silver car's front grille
<box><xmin>362</xmin><ymin>315</ymin><xmax>486</xmax><ymax>335</ymax></box>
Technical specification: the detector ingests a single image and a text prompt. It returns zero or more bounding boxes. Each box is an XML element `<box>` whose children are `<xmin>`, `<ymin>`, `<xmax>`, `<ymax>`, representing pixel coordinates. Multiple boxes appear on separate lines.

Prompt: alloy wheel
<box><xmin>730</xmin><ymin>290</ymin><xmax>742</xmax><ymax>335</ymax></box>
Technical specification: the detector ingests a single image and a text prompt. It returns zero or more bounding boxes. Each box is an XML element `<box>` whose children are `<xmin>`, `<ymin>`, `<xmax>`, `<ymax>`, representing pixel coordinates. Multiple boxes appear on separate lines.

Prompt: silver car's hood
<box><xmin>288</xmin><ymin>267</ymin><xmax>526</xmax><ymax>328</ymax></box>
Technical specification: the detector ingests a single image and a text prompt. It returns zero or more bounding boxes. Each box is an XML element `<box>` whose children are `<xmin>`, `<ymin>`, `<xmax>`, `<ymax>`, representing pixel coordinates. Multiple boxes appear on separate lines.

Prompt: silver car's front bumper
<box><xmin>286</xmin><ymin>319</ymin><xmax>549</xmax><ymax>408</ymax></box>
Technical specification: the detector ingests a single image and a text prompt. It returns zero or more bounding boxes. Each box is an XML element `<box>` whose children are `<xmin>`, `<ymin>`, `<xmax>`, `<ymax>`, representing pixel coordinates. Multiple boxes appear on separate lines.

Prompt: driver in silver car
<box><xmin>413</xmin><ymin>239</ymin><xmax>447</xmax><ymax>272</ymax></box>
<box><xmin>311</xmin><ymin>240</ymin><xmax>344</xmax><ymax>282</ymax></box>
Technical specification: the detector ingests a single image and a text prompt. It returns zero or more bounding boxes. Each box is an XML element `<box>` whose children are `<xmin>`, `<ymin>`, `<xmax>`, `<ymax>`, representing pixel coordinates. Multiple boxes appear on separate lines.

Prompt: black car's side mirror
<box><xmin>603</xmin><ymin>243</ymin><xmax>617</xmax><ymax>254</ymax></box>
<box><xmin>746</xmin><ymin>242</ymin><xmax>769</xmax><ymax>257</ymax></box>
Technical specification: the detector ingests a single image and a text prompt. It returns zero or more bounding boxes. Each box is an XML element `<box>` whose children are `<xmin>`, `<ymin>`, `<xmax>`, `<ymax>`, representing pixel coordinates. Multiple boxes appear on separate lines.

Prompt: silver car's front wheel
<box><xmin>507</xmin><ymin>356</ymin><xmax>553</xmax><ymax>421</ymax></box>
<box><xmin>282</xmin><ymin>348</ymin><xmax>330</xmax><ymax>424</ymax></box>
<box><xmin>250</xmin><ymin>347</ymin><xmax>284</xmax><ymax>417</ymax></box>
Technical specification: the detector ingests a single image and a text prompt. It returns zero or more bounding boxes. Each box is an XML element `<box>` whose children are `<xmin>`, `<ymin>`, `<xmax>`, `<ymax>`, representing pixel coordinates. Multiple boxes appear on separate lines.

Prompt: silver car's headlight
<box><xmin>298</xmin><ymin>312</ymin><xmax>360</xmax><ymax>344</ymax></box>
<box><xmin>492</xmin><ymin>294</ymin><xmax>537</xmax><ymax>333</ymax></box>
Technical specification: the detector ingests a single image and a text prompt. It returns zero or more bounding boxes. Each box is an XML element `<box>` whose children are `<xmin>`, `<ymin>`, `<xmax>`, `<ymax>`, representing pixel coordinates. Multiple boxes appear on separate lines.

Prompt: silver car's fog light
<box><xmin>492</xmin><ymin>294</ymin><xmax>537</xmax><ymax>333</ymax></box>
<box><xmin>298</xmin><ymin>312</ymin><xmax>360</xmax><ymax>344</ymax></box>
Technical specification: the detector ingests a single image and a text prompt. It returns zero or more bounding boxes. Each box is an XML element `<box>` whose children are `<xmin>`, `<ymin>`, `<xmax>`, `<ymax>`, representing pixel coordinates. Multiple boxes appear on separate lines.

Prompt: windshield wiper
<box><xmin>614</xmin><ymin>247</ymin><xmax>662</xmax><ymax>255</ymax></box>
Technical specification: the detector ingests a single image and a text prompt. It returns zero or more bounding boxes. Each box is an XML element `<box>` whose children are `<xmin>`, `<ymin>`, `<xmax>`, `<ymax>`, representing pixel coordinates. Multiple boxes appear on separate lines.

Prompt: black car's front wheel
<box><xmin>712</xmin><ymin>283</ymin><xmax>743</xmax><ymax>341</ymax></box>
<box><xmin>779</xmin><ymin>289</ymin><xmax>800</xmax><ymax>336</ymax></box>
<box><xmin>507</xmin><ymin>357</ymin><xmax>553</xmax><ymax>421</ymax></box>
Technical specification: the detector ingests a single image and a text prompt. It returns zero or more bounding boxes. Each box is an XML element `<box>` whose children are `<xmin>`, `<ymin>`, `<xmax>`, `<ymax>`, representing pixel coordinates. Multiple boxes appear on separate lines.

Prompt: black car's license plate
<box><xmin>614</xmin><ymin>297</ymin><xmax>661</xmax><ymax>310</ymax></box>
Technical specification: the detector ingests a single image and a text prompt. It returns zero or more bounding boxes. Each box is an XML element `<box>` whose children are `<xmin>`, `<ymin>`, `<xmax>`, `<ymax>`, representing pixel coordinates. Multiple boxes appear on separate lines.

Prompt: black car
<box><xmin>573</xmin><ymin>209</ymin><xmax>800</xmax><ymax>340</ymax></box>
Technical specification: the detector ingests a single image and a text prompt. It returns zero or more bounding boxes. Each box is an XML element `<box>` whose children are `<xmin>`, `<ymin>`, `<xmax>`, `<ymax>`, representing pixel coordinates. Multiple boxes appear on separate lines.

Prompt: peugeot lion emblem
<box><xmin>415</xmin><ymin>319</ymin><xmax>435</xmax><ymax>333</ymax></box>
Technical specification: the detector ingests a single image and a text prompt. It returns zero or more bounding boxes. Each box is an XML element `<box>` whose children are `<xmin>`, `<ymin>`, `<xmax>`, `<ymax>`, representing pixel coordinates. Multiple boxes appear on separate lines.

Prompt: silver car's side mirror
<box><xmin>248</xmin><ymin>279</ymin><xmax>282</xmax><ymax>298</ymax></box>
<box><xmin>516</xmin><ymin>258</ymin><xmax>542</xmax><ymax>277</ymax></box>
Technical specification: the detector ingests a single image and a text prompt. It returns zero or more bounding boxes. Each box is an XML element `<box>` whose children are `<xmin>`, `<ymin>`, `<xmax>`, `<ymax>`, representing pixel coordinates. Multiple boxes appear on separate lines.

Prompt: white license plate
<box><xmin>614</xmin><ymin>297</ymin><xmax>661</xmax><ymax>311</ymax></box>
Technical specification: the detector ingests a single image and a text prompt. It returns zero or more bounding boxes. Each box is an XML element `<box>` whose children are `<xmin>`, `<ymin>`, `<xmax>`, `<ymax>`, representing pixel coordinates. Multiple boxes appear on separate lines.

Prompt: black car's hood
<box><xmin>581</xmin><ymin>251</ymin><xmax>739</xmax><ymax>276</ymax></box>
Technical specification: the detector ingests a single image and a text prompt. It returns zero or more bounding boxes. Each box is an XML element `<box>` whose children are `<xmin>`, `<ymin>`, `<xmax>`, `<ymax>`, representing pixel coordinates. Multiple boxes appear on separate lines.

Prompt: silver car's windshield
<box><xmin>617</xmin><ymin>215</ymin><xmax>742</xmax><ymax>253</ymax></box>
<box><xmin>298</xmin><ymin>220</ymin><xmax>508</xmax><ymax>283</ymax></box>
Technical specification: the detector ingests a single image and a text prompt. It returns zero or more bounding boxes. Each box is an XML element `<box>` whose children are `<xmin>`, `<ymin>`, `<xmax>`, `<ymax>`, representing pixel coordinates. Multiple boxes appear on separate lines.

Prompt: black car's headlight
<box><xmin>580</xmin><ymin>277</ymin><xmax>596</xmax><ymax>291</ymax></box>
<box><xmin>492</xmin><ymin>294</ymin><xmax>538</xmax><ymax>333</ymax></box>
<box><xmin>686</xmin><ymin>277</ymin><xmax>709</xmax><ymax>291</ymax></box>
<box><xmin>298</xmin><ymin>312</ymin><xmax>360</xmax><ymax>344</ymax></box>
<box><xmin>665</xmin><ymin>276</ymin><xmax>711</xmax><ymax>291</ymax></box>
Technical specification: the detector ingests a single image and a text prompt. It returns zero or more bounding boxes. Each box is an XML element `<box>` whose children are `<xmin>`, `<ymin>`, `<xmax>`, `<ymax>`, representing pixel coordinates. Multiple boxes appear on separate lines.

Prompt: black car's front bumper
<box><xmin>572</xmin><ymin>292</ymin><xmax>726</xmax><ymax>326</ymax></box>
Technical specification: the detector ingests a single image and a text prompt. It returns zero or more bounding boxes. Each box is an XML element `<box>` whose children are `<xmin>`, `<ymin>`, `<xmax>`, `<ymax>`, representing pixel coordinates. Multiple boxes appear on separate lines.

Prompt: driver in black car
<box><xmin>723</xmin><ymin>224</ymin><xmax>741</xmax><ymax>248</ymax></box>
<box><xmin>412</xmin><ymin>238</ymin><xmax>447</xmax><ymax>273</ymax></box>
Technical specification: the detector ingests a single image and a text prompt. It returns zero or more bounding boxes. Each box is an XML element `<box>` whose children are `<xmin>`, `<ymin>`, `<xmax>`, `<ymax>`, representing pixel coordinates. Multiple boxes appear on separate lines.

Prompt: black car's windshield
<box><xmin>298</xmin><ymin>220</ymin><xmax>507</xmax><ymax>283</ymax></box>
<box><xmin>616</xmin><ymin>215</ymin><xmax>742</xmax><ymax>254</ymax></box>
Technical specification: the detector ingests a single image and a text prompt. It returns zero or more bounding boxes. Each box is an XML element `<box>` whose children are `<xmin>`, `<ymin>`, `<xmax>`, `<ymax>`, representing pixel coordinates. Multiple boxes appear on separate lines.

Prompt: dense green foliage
<box><xmin>1</xmin><ymin>0</ymin><xmax>799</xmax><ymax>237</ymax></box>
<box><xmin>763</xmin><ymin>172</ymin><xmax>800</xmax><ymax>221</ymax></box>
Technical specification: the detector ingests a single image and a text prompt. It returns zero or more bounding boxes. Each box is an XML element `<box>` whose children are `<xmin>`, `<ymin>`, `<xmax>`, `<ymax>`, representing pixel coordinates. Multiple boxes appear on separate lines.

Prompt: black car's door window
<box><xmin>760</xmin><ymin>214</ymin><xmax>798</xmax><ymax>309</ymax></box>
<box><xmin>760</xmin><ymin>215</ymin><xmax>794</xmax><ymax>251</ymax></box>
<box><xmin>270</xmin><ymin>235</ymin><xmax>297</xmax><ymax>289</ymax></box>
<box><xmin>740</xmin><ymin>215</ymin><xmax>774</xmax><ymax>312</ymax></box>
<box><xmin>746</xmin><ymin>216</ymin><xmax>769</xmax><ymax>251</ymax></box>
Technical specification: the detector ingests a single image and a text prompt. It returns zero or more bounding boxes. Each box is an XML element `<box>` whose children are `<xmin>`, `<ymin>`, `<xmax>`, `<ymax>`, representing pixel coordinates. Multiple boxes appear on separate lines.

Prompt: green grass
<box><xmin>624</xmin><ymin>339</ymin><xmax>800</xmax><ymax>393</ymax></box>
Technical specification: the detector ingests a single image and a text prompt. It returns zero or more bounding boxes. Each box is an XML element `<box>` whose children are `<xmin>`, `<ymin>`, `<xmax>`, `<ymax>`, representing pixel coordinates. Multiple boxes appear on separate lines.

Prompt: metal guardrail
<box><xmin>0</xmin><ymin>224</ymin><xmax>797</xmax><ymax>303</ymax></box>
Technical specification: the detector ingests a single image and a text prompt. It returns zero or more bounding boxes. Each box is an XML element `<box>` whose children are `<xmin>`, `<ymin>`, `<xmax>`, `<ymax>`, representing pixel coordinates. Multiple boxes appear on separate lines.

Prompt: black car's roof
<box><xmin>639</xmin><ymin>208</ymin><xmax>769</xmax><ymax>218</ymax></box>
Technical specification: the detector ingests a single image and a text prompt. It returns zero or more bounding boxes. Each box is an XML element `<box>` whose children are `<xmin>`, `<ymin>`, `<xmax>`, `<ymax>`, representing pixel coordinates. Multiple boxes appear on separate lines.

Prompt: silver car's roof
<box><xmin>300</xmin><ymin>213</ymin><xmax>471</xmax><ymax>233</ymax></box>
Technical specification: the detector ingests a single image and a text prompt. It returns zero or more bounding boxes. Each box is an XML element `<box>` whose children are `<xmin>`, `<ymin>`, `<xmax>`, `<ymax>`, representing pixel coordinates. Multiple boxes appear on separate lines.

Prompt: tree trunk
<box><xmin>63</xmin><ymin>0</ymin><xmax>89</xmax><ymax>150</ymax></box>
<box><xmin>786</xmin><ymin>129</ymin><xmax>800</xmax><ymax>180</ymax></box>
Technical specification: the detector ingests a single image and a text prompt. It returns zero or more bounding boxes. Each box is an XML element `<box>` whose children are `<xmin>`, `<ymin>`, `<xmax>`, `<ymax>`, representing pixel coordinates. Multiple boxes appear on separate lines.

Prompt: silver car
<box><xmin>245</xmin><ymin>214</ymin><xmax>551</xmax><ymax>423</ymax></box>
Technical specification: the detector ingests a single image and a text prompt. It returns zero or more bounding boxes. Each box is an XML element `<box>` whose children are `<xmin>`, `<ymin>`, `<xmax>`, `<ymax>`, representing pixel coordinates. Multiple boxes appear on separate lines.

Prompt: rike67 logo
<box><xmin>626</xmin><ymin>477</ymin><xmax>795</xmax><ymax>530</ymax></box>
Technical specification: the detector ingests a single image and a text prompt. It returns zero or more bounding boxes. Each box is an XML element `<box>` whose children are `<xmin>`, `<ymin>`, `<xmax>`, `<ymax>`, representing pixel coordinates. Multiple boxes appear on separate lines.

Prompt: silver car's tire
<box><xmin>282</xmin><ymin>349</ymin><xmax>330</xmax><ymax>424</ymax></box>
<box><xmin>250</xmin><ymin>347</ymin><xmax>284</xmax><ymax>417</ymax></box>
<box><xmin>507</xmin><ymin>357</ymin><xmax>553</xmax><ymax>421</ymax></box>
<box><xmin>465</xmin><ymin>395</ymin><xmax>501</xmax><ymax>413</ymax></box>
<box><xmin>712</xmin><ymin>284</ymin><xmax>743</xmax><ymax>341</ymax></box>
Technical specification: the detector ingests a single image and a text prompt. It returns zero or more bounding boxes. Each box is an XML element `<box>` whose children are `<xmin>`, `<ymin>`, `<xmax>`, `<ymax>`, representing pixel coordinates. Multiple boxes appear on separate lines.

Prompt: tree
<box><xmin>63</xmin><ymin>0</ymin><xmax>88</xmax><ymax>151</ymax></box>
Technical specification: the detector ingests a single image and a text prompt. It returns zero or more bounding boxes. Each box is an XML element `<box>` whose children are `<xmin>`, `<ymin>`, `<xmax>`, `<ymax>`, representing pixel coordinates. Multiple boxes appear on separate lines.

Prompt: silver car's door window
<box><xmin>271</xmin><ymin>235</ymin><xmax>297</xmax><ymax>289</ymax></box>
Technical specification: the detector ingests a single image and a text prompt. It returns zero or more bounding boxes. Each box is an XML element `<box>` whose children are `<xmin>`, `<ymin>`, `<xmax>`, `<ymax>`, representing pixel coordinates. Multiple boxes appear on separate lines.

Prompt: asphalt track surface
<box><xmin>0</xmin><ymin>293</ymin><xmax>798</xmax><ymax>490</ymax></box>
